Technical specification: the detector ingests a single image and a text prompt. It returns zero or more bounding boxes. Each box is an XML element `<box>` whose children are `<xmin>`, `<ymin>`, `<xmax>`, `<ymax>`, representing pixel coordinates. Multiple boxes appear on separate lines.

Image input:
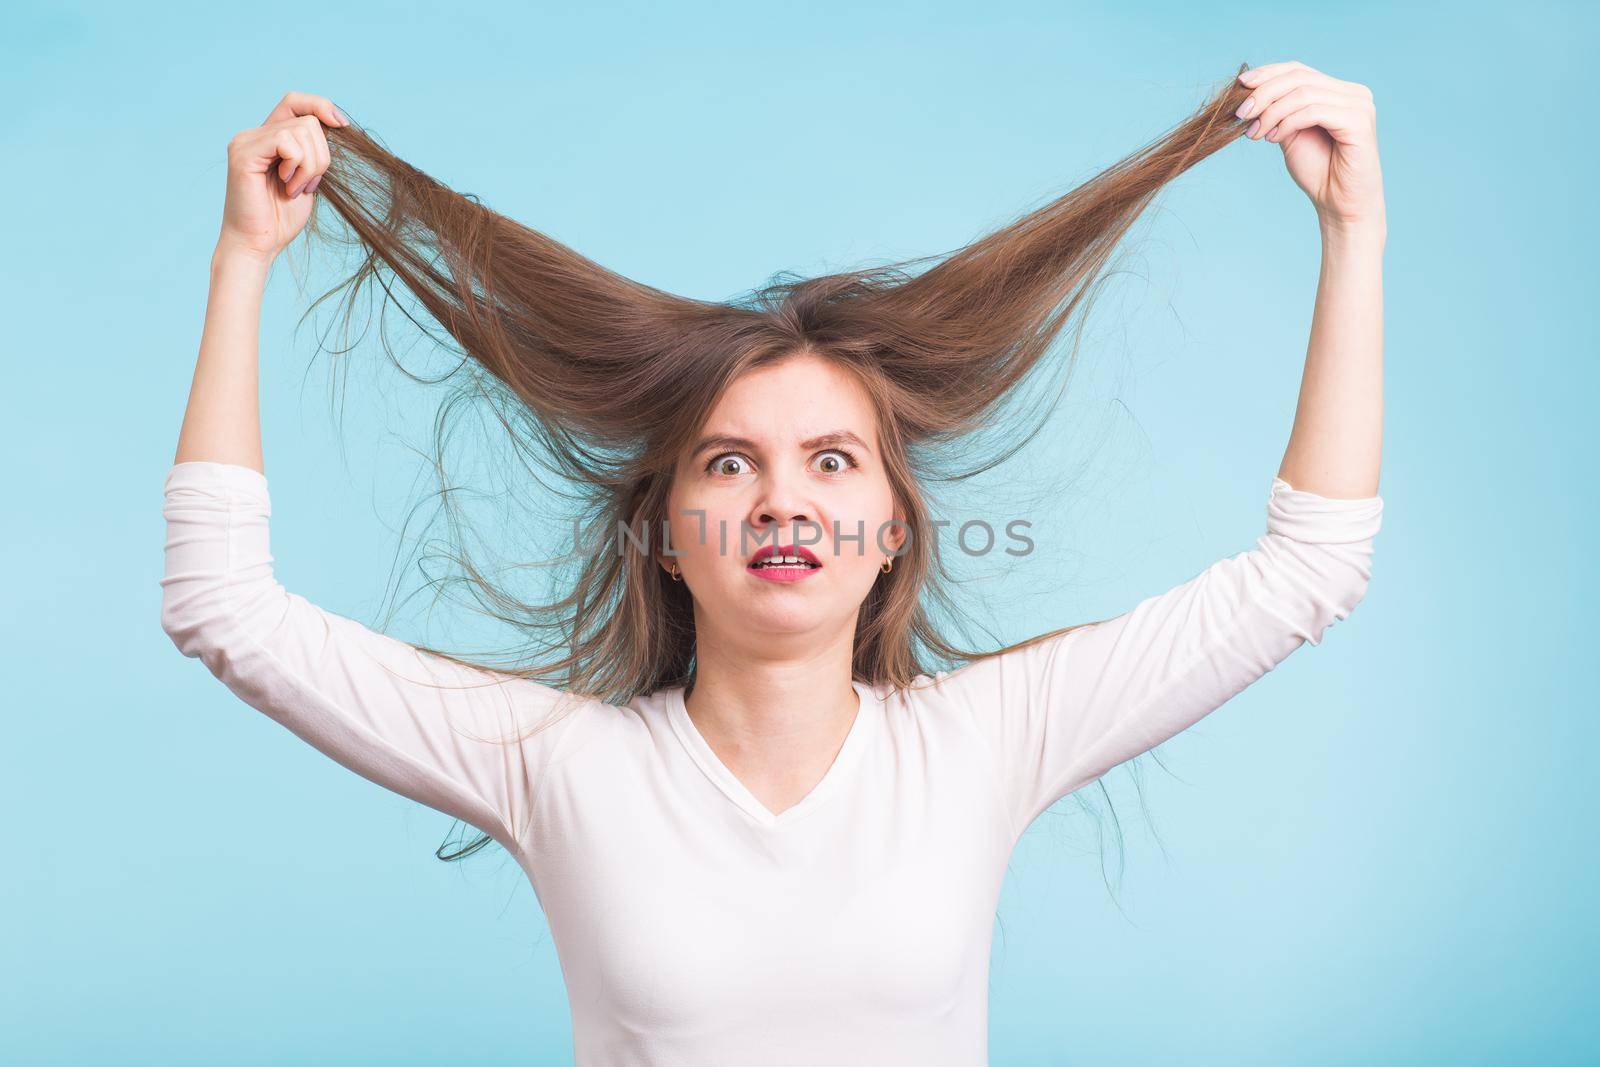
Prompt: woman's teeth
<box><xmin>753</xmin><ymin>555</ymin><xmax>817</xmax><ymax>568</ymax></box>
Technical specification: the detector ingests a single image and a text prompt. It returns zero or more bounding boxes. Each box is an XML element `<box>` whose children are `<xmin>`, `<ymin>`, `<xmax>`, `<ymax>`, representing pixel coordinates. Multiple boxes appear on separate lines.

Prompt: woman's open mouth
<box><xmin>747</xmin><ymin>544</ymin><xmax>822</xmax><ymax>583</ymax></box>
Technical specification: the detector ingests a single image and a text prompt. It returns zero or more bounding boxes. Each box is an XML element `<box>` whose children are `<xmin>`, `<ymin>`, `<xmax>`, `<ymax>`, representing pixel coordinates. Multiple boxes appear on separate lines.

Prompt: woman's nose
<box><xmin>749</xmin><ymin>484</ymin><xmax>817</xmax><ymax>542</ymax></box>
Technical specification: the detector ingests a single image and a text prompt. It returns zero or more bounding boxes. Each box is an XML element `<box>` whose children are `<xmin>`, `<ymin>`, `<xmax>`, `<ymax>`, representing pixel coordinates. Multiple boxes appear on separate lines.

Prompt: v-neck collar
<box><xmin>666</xmin><ymin>678</ymin><xmax>882</xmax><ymax>829</ymax></box>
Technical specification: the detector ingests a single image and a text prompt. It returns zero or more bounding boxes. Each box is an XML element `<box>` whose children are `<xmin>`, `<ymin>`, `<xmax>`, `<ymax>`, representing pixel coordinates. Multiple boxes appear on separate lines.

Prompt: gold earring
<box><xmin>670</xmin><ymin>562</ymin><xmax>681</xmax><ymax>581</ymax></box>
<box><xmin>880</xmin><ymin>557</ymin><xmax>893</xmax><ymax>574</ymax></box>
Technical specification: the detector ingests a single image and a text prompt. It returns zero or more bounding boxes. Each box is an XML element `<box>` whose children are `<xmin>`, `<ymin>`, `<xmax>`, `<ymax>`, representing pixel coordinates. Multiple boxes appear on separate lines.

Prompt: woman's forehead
<box><xmin>703</xmin><ymin>355</ymin><xmax>879</xmax><ymax>432</ymax></box>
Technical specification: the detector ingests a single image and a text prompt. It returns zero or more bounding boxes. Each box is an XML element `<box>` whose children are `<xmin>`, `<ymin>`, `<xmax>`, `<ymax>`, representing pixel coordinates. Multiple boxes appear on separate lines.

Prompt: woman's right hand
<box><xmin>216</xmin><ymin>91</ymin><xmax>349</xmax><ymax>264</ymax></box>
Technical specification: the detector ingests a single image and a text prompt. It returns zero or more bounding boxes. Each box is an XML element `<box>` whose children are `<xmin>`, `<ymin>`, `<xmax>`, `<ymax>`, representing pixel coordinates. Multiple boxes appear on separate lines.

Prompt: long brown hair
<box><xmin>294</xmin><ymin>64</ymin><xmax>1254</xmax><ymax>865</ymax></box>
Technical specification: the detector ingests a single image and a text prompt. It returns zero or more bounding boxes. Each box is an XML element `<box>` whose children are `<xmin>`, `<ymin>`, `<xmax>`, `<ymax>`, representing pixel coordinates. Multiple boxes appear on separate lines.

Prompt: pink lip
<box><xmin>747</xmin><ymin>543</ymin><xmax>823</xmax><ymax>583</ymax></box>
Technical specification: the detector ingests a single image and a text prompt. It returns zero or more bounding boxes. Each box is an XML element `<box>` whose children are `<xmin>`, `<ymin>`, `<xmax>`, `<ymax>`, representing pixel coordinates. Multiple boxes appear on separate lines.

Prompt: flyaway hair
<box><xmin>295</xmin><ymin>63</ymin><xmax>1255</xmax><ymax>863</ymax></box>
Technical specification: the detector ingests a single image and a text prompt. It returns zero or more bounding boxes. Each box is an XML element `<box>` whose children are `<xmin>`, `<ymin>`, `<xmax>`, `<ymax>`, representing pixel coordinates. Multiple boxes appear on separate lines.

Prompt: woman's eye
<box><xmin>812</xmin><ymin>449</ymin><xmax>858</xmax><ymax>475</ymax></box>
<box><xmin>707</xmin><ymin>453</ymin><xmax>749</xmax><ymax>476</ymax></box>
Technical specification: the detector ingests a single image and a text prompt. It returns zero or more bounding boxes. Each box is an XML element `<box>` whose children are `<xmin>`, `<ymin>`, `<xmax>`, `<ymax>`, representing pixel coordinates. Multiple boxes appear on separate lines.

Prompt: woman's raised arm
<box><xmin>174</xmin><ymin>90</ymin><xmax>346</xmax><ymax>471</ymax></box>
<box><xmin>1235</xmin><ymin>59</ymin><xmax>1386</xmax><ymax>498</ymax></box>
<box><xmin>162</xmin><ymin>93</ymin><xmax>586</xmax><ymax>858</ymax></box>
<box><xmin>932</xmin><ymin>61</ymin><xmax>1389</xmax><ymax>840</ymax></box>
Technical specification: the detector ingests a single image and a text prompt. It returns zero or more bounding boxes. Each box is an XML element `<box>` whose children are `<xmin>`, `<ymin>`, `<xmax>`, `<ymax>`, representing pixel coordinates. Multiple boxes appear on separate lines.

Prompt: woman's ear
<box><xmin>886</xmin><ymin>513</ymin><xmax>909</xmax><ymax>555</ymax></box>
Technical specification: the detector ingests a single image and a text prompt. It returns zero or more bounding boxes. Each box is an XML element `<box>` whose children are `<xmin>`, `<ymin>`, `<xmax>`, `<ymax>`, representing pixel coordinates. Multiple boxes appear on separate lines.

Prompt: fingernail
<box><xmin>306</xmin><ymin>175</ymin><xmax>322</xmax><ymax>194</ymax></box>
<box><xmin>333</xmin><ymin>105</ymin><xmax>349</xmax><ymax>125</ymax></box>
<box><xmin>1246</xmin><ymin>118</ymin><xmax>1261</xmax><ymax>138</ymax></box>
<box><xmin>1236</xmin><ymin>97</ymin><xmax>1255</xmax><ymax>119</ymax></box>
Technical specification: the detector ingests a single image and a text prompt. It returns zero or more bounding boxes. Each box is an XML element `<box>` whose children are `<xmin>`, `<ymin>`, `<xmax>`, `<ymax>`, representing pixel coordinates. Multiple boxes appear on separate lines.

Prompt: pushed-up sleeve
<box><xmin>938</xmin><ymin>476</ymin><xmax>1384</xmax><ymax>839</ymax></box>
<box><xmin>158</xmin><ymin>460</ymin><xmax>583</xmax><ymax>854</ymax></box>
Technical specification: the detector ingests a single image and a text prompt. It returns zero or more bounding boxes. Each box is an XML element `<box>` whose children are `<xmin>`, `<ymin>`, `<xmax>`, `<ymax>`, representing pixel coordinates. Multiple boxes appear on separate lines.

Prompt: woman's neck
<box><xmin>684</xmin><ymin>637</ymin><xmax>861</xmax><ymax>817</ymax></box>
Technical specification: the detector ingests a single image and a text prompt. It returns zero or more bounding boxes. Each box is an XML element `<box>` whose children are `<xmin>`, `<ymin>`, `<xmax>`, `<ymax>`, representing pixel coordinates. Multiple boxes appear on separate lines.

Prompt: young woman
<box><xmin>161</xmin><ymin>60</ymin><xmax>1385</xmax><ymax>1063</ymax></box>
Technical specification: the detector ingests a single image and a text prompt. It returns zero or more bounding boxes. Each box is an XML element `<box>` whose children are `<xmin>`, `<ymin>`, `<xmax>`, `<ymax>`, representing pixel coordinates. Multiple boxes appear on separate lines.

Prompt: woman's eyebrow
<box><xmin>691</xmin><ymin>430</ymin><xmax>873</xmax><ymax>458</ymax></box>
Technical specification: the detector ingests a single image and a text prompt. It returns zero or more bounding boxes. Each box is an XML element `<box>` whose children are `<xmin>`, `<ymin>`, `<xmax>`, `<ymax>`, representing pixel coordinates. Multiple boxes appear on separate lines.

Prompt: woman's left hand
<box><xmin>1235</xmin><ymin>61</ymin><xmax>1386</xmax><ymax>234</ymax></box>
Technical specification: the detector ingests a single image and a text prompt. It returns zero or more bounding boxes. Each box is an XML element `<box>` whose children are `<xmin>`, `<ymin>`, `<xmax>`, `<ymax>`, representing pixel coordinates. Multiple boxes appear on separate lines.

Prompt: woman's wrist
<box><xmin>211</xmin><ymin>239</ymin><xmax>276</xmax><ymax>282</ymax></box>
<box><xmin>1318</xmin><ymin>213</ymin><xmax>1387</xmax><ymax>254</ymax></box>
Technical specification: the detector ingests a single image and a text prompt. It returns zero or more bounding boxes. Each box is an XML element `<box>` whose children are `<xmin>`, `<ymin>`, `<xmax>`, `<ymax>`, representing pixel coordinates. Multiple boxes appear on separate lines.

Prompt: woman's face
<box><xmin>662</xmin><ymin>352</ymin><xmax>905</xmax><ymax>647</ymax></box>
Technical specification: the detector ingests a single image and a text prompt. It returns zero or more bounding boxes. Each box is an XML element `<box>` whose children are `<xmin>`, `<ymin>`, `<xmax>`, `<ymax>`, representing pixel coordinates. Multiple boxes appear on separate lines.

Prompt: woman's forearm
<box><xmin>1276</xmin><ymin>220</ymin><xmax>1386</xmax><ymax>499</ymax></box>
<box><xmin>172</xmin><ymin>243</ymin><xmax>274</xmax><ymax>473</ymax></box>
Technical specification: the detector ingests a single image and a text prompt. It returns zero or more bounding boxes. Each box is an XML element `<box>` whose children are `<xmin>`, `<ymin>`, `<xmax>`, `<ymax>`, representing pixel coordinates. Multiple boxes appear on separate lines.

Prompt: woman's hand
<box><xmin>1234</xmin><ymin>61</ymin><xmax>1385</xmax><ymax>235</ymax></box>
<box><xmin>216</xmin><ymin>91</ymin><xmax>350</xmax><ymax>264</ymax></box>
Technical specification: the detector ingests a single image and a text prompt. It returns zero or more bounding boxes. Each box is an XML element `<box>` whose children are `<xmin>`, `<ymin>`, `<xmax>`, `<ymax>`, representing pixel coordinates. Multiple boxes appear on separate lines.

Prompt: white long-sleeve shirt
<box><xmin>159</xmin><ymin>459</ymin><xmax>1383</xmax><ymax>1065</ymax></box>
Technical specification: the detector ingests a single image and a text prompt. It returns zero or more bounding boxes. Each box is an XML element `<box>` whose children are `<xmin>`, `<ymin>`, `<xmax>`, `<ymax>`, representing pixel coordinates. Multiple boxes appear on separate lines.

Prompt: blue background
<box><xmin>5</xmin><ymin>1</ymin><xmax>1594</xmax><ymax>1063</ymax></box>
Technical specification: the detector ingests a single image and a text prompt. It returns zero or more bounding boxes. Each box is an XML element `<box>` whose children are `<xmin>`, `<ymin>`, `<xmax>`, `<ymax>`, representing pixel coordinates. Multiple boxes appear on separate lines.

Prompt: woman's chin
<box><xmin>731</xmin><ymin>599</ymin><xmax>836</xmax><ymax>637</ymax></box>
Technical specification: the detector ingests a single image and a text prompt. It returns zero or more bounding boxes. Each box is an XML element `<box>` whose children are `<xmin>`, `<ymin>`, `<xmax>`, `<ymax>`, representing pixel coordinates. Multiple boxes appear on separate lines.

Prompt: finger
<box><xmin>259</xmin><ymin>121</ymin><xmax>311</xmax><ymax>188</ymax></box>
<box><xmin>281</xmin><ymin>128</ymin><xmax>307</xmax><ymax>195</ymax></box>
<box><xmin>271</xmin><ymin>120</ymin><xmax>320</xmax><ymax>191</ymax></box>
<box><xmin>1267</xmin><ymin>92</ymin><xmax>1373</xmax><ymax>143</ymax></box>
<box><xmin>1236</xmin><ymin>68</ymin><xmax>1306</xmax><ymax>121</ymax></box>
<box><xmin>261</xmin><ymin>90</ymin><xmax>349</xmax><ymax>131</ymax></box>
<box><xmin>273</xmin><ymin>128</ymin><xmax>308</xmax><ymax>189</ymax></box>
<box><xmin>263</xmin><ymin>90</ymin><xmax>346</xmax><ymax>130</ymax></box>
<box><xmin>1237</xmin><ymin>59</ymin><xmax>1318</xmax><ymax>88</ymax></box>
<box><xmin>1237</xmin><ymin>61</ymin><xmax>1372</xmax><ymax>108</ymax></box>
<box><xmin>1235</xmin><ymin>66</ymin><xmax>1352</xmax><ymax>124</ymax></box>
<box><xmin>315</xmin><ymin>138</ymin><xmax>331</xmax><ymax>192</ymax></box>
<box><xmin>313</xmin><ymin>118</ymin><xmax>331</xmax><ymax>174</ymax></box>
<box><xmin>296</xmin><ymin>113</ymin><xmax>332</xmax><ymax>186</ymax></box>
<box><xmin>285</xmin><ymin>128</ymin><xmax>320</xmax><ymax>196</ymax></box>
<box><xmin>1250</xmin><ymin>86</ymin><xmax>1356</xmax><ymax>140</ymax></box>
<box><xmin>1263</xmin><ymin>102</ymin><xmax>1373</xmax><ymax>148</ymax></box>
